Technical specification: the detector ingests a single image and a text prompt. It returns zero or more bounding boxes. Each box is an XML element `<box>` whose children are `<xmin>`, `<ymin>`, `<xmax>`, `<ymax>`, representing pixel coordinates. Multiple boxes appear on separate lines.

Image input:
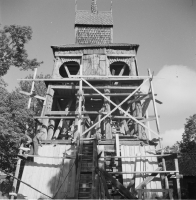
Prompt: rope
<box><xmin>52</xmin><ymin>158</ymin><xmax>76</xmax><ymax>199</ymax></box>
<box><xmin>0</xmin><ymin>169</ymin><xmax>52</xmax><ymax>199</ymax></box>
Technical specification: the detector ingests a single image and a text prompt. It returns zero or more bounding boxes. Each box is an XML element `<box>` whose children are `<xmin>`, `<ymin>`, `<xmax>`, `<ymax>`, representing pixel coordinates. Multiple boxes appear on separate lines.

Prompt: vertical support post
<box><xmin>174</xmin><ymin>158</ymin><xmax>181</xmax><ymax>200</ymax></box>
<box><xmin>27</xmin><ymin>67</ymin><xmax>37</xmax><ymax>109</ymax></box>
<box><xmin>10</xmin><ymin>144</ymin><xmax>23</xmax><ymax>199</ymax></box>
<box><xmin>148</xmin><ymin>69</ymin><xmax>162</xmax><ymax>148</ymax></box>
<box><xmin>78</xmin><ymin>79</ymin><xmax>83</xmax><ymax>139</ymax></box>
<box><xmin>162</xmin><ymin>157</ymin><xmax>170</xmax><ymax>198</ymax></box>
<box><xmin>116</xmin><ymin>133</ymin><xmax>120</xmax><ymax>156</ymax></box>
<box><xmin>11</xmin><ymin>124</ymin><xmax>28</xmax><ymax>199</ymax></box>
<box><xmin>47</xmin><ymin>97</ymin><xmax>57</xmax><ymax>140</ymax></box>
<box><xmin>39</xmin><ymin>85</ymin><xmax>54</xmax><ymax>140</ymax></box>
<box><xmin>129</xmin><ymin>58</ymin><xmax>137</xmax><ymax>76</ymax></box>
<box><xmin>145</xmin><ymin>110</ymin><xmax>151</xmax><ymax>140</ymax></box>
<box><xmin>104</xmin><ymin>89</ymin><xmax>112</xmax><ymax>139</ymax></box>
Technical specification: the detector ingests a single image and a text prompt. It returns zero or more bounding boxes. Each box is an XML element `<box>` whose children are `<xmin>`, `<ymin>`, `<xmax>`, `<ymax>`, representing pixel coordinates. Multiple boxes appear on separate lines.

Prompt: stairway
<box><xmin>77</xmin><ymin>141</ymin><xmax>94</xmax><ymax>199</ymax></box>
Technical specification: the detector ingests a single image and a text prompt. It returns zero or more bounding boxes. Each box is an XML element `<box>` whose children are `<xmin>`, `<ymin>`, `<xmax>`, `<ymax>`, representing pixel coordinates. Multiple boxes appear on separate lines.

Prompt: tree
<box><xmin>179</xmin><ymin>114</ymin><xmax>196</xmax><ymax>153</ymax></box>
<box><xmin>0</xmin><ymin>25</ymin><xmax>43</xmax><ymax>76</ymax></box>
<box><xmin>0</xmin><ymin>74</ymin><xmax>50</xmax><ymax>198</ymax></box>
<box><xmin>0</xmin><ymin>73</ymin><xmax>50</xmax><ymax>173</ymax></box>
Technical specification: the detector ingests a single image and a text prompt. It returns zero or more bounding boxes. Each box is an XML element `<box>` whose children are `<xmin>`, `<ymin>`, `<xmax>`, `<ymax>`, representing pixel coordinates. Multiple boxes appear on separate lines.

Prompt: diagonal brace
<box><xmin>82</xmin><ymin>78</ymin><xmax>160</xmax><ymax>138</ymax></box>
<box><xmin>81</xmin><ymin>78</ymin><xmax>149</xmax><ymax>137</ymax></box>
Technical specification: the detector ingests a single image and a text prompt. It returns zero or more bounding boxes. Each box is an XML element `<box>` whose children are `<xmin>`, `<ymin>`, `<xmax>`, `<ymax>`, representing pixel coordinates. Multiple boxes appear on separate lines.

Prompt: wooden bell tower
<box><xmin>14</xmin><ymin>1</ymin><xmax>181</xmax><ymax>199</ymax></box>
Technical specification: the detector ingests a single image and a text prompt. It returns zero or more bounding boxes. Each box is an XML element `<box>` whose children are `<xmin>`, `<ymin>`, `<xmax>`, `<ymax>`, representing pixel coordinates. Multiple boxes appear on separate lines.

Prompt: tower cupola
<box><xmin>75</xmin><ymin>0</ymin><xmax>113</xmax><ymax>44</ymax></box>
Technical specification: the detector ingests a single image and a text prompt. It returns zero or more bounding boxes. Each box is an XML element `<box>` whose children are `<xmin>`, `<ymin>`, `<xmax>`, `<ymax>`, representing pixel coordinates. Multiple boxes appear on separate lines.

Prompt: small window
<box><xmin>110</xmin><ymin>61</ymin><xmax>129</xmax><ymax>76</ymax></box>
<box><xmin>59</xmin><ymin>61</ymin><xmax>80</xmax><ymax>78</ymax></box>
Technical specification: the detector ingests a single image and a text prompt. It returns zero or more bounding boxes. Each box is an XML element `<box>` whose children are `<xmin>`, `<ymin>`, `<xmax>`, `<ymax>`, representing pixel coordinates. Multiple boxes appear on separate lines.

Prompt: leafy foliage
<box><xmin>19</xmin><ymin>73</ymin><xmax>51</xmax><ymax>116</ymax></box>
<box><xmin>0</xmin><ymin>25</ymin><xmax>43</xmax><ymax>76</ymax></box>
<box><xmin>0</xmin><ymin>74</ymin><xmax>50</xmax><ymax>173</ymax></box>
<box><xmin>0</xmin><ymin>85</ymin><xmax>34</xmax><ymax>173</ymax></box>
<box><xmin>179</xmin><ymin>114</ymin><xmax>196</xmax><ymax>153</ymax></box>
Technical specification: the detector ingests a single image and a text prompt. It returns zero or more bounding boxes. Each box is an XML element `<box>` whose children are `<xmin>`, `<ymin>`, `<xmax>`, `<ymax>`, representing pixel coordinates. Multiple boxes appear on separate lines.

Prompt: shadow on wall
<box><xmin>16</xmin><ymin>144</ymin><xmax>77</xmax><ymax>199</ymax></box>
<box><xmin>47</xmin><ymin>145</ymin><xmax>76</xmax><ymax>199</ymax></box>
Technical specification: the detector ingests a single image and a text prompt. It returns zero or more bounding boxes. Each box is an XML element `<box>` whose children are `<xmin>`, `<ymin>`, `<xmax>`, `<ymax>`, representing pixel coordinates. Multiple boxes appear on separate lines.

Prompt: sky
<box><xmin>0</xmin><ymin>0</ymin><xmax>196</xmax><ymax>147</ymax></box>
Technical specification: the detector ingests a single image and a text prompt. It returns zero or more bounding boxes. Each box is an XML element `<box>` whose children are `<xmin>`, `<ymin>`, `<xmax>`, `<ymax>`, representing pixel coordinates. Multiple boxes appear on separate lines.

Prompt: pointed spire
<box><xmin>91</xmin><ymin>0</ymin><xmax>98</xmax><ymax>14</ymax></box>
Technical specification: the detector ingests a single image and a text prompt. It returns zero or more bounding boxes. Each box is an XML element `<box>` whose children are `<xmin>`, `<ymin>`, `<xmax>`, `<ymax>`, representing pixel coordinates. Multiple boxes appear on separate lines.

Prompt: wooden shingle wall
<box><xmin>17</xmin><ymin>144</ymin><xmax>76</xmax><ymax>199</ymax></box>
<box><xmin>76</xmin><ymin>27</ymin><xmax>112</xmax><ymax>44</ymax></box>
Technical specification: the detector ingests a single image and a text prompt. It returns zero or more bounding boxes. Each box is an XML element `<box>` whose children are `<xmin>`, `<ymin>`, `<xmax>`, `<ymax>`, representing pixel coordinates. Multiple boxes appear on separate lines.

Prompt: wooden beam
<box><xmin>114</xmin><ymin>64</ymin><xmax>126</xmax><ymax>85</ymax></box>
<box><xmin>40</xmin><ymin>85</ymin><xmax>55</xmax><ymax>140</ymax></box>
<box><xmin>11</xmin><ymin>144</ymin><xmax>23</xmax><ymax>199</ymax></box>
<box><xmin>83</xmin><ymin>93</ymin><xmax>151</xmax><ymax>97</ymax></box>
<box><xmin>96</xmin><ymin>168</ymin><xmax>111</xmax><ymax>199</ymax></box>
<box><xmin>162</xmin><ymin>158</ymin><xmax>169</xmax><ymax>190</ymax></box>
<box><xmin>27</xmin><ymin>67</ymin><xmax>37</xmax><ymax>109</ymax></box>
<box><xmin>82</xmin><ymin>78</ymin><xmax>161</xmax><ymax>138</ymax></box>
<box><xmin>127</xmin><ymin>94</ymin><xmax>152</xmax><ymax>104</ymax></box>
<box><xmin>68</xmin><ymin>75</ymin><xmax>148</xmax><ymax>79</ymax></box>
<box><xmin>41</xmin><ymin>140</ymin><xmax>72</xmax><ymax>144</ymax></box>
<box><xmin>174</xmin><ymin>158</ymin><xmax>181</xmax><ymax>200</ymax></box>
<box><xmin>64</xmin><ymin>66</ymin><xmax>71</xmax><ymax>78</ymax></box>
<box><xmin>20</xmin><ymin>91</ymin><xmax>46</xmax><ymax>101</ymax></box>
<box><xmin>135</xmin><ymin>167</ymin><xmax>162</xmax><ymax>189</ymax></box>
<box><xmin>103</xmin><ymin>155</ymin><xmax>172</xmax><ymax>159</ymax></box>
<box><xmin>148</xmin><ymin>69</ymin><xmax>162</xmax><ymax>146</ymax></box>
<box><xmin>51</xmin><ymin>85</ymin><xmax>139</xmax><ymax>90</ymax></box>
<box><xmin>18</xmin><ymin>78</ymin><xmax>80</xmax><ymax>81</ymax></box>
<box><xmin>108</xmin><ymin>171</ymin><xmax>177</xmax><ymax>174</ymax></box>
<box><xmin>98</xmin><ymin>168</ymin><xmax>136</xmax><ymax>199</ymax></box>
<box><xmin>46</xmin><ymin>111</ymin><xmax>104</xmax><ymax>115</ymax></box>
<box><xmin>17</xmin><ymin>154</ymin><xmax>76</xmax><ymax>159</ymax></box>
<box><xmin>81</xmin><ymin>78</ymin><xmax>149</xmax><ymax>137</ymax></box>
<box><xmin>104</xmin><ymin>88</ymin><xmax>112</xmax><ymax>139</ymax></box>
<box><xmin>116</xmin><ymin>133</ymin><xmax>120</xmax><ymax>156</ymax></box>
<box><xmin>92</xmin><ymin>140</ymin><xmax>99</xmax><ymax>199</ymax></box>
<box><xmin>107</xmin><ymin>54</ymin><xmax>136</xmax><ymax>57</ymax></box>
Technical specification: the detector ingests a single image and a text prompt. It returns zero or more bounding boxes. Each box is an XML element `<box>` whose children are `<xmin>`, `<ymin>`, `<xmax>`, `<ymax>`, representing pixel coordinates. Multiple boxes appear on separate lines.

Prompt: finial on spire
<box><xmin>110</xmin><ymin>0</ymin><xmax>112</xmax><ymax>12</ymax></box>
<box><xmin>91</xmin><ymin>0</ymin><xmax>98</xmax><ymax>14</ymax></box>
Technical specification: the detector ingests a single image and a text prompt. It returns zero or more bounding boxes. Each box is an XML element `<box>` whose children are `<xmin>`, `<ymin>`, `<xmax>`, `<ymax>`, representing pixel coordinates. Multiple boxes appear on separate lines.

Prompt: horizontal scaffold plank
<box><xmin>18</xmin><ymin>154</ymin><xmax>76</xmax><ymax>159</ymax></box>
<box><xmin>98</xmin><ymin>140</ymin><xmax>115</xmax><ymax>145</ymax></box>
<box><xmin>34</xmin><ymin>116</ymin><xmax>89</xmax><ymax>119</ymax></box>
<box><xmin>18</xmin><ymin>76</ymin><xmax>147</xmax><ymax>81</ymax></box>
<box><xmin>46</xmin><ymin>111</ymin><xmax>105</xmax><ymax>115</ymax></box>
<box><xmin>108</xmin><ymin>171</ymin><xmax>178</xmax><ymax>174</ymax></box>
<box><xmin>107</xmin><ymin>54</ymin><xmax>136</xmax><ymax>57</ymax></box>
<box><xmin>103</xmin><ymin>154</ymin><xmax>172</xmax><ymax>159</ymax></box>
<box><xmin>45</xmin><ymin>111</ymin><xmax>154</xmax><ymax>117</ymax></box>
<box><xmin>41</xmin><ymin>140</ymin><xmax>72</xmax><ymax>144</ymax></box>
<box><xmin>83</xmin><ymin>93</ymin><xmax>144</xmax><ymax>96</ymax></box>
<box><xmin>51</xmin><ymin>85</ymin><xmax>139</xmax><ymax>90</ymax></box>
<box><xmin>136</xmin><ymin>189</ymin><xmax>173</xmax><ymax>192</ymax></box>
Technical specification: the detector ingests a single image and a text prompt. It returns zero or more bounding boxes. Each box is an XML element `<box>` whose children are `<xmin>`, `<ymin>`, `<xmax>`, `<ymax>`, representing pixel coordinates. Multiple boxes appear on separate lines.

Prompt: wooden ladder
<box><xmin>76</xmin><ymin>140</ymin><xmax>98</xmax><ymax>199</ymax></box>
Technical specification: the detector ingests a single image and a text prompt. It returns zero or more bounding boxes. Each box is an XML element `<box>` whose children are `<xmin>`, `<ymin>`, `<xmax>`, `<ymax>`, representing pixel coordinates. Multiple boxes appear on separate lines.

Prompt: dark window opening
<box><xmin>59</xmin><ymin>61</ymin><xmax>80</xmax><ymax>78</ymax></box>
<box><xmin>110</xmin><ymin>61</ymin><xmax>129</xmax><ymax>76</ymax></box>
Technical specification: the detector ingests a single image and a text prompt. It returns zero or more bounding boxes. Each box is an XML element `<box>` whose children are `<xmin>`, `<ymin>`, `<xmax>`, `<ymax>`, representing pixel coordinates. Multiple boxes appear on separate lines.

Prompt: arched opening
<box><xmin>59</xmin><ymin>61</ymin><xmax>80</xmax><ymax>78</ymax></box>
<box><xmin>110</xmin><ymin>61</ymin><xmax>130</xmax><ymax>76</ymax></box>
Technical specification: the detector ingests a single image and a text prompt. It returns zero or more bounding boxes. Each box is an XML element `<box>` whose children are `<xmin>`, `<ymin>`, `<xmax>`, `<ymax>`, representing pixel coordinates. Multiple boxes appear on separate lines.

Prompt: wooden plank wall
<box><xmin>17</xmin><ymin>144</ymin><xmax>76</xmax><ymax>199</ymax></box>
<box><xmin>121</xmin><ymin>145</ymin><xmax>162</xmax><ymax>199</ymax></box>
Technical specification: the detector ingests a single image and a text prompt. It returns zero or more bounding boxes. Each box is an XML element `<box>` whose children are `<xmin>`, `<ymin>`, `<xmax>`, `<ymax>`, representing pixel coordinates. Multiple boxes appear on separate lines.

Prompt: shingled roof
<box><xmin>75</xmin><ymin>10</ymin><xmax>113</xmax><ymax>26</ymax></box>
<box><xmin>51</xmin><ymin>43</ymin><xmax>139</xmax><ymax>50</ymax></box>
